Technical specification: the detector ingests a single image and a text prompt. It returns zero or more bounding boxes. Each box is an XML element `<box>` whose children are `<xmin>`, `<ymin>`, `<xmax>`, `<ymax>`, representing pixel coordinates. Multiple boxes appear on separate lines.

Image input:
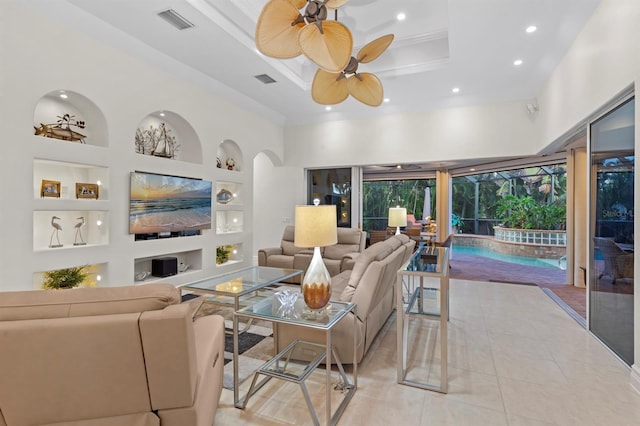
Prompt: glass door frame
<box><xmin>586</xmin><ymin>93</ymin><xmax>635</xmax><ymax>366</ymax></box>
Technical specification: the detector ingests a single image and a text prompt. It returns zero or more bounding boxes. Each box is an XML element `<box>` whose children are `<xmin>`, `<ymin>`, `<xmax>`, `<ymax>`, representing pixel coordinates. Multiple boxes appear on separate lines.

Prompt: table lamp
<box><xmin>388</xmin><ymin>207</ymin><xmax>407</xmax><ymax>235</ymax></box>
<box><xmin>294</xmin><ymin>203</ymin><xmax>337</xmax><ymax>314</ymax></box>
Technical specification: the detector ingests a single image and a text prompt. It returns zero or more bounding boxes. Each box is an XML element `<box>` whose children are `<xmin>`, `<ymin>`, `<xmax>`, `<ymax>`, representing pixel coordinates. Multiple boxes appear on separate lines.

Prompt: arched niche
<box><xmin>217</xmin><ymin>139</ymin><xmax>243</xmax><ymax>171</ymax></box>
<box><xmin>33</xmin><ymin>90</ymin><xmax>108</xmax><ymax>147</ymax></box>
<box><xmin>135</xmin><ymin>111</ymin><xmax>201</xmax><ymax>164</ymax></box>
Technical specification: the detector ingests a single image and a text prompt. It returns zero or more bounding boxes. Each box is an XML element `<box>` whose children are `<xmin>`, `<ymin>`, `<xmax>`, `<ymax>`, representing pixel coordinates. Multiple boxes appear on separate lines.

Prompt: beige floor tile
<box><xmin>213</xmin><ymin>279</ymin><xmax>640</xmax><ymax>425</ymax></box>
<box><xmin>420</xmin><ymin>394</ymin><xmax>509</xmax><ymax>426</ymax></box>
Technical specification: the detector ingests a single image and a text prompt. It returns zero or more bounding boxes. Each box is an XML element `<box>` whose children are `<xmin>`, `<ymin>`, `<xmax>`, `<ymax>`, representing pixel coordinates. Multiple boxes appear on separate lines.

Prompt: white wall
<box><xmin>0</xmin><ymin>0</ymin><xmax>284</xmax><ymax>290</ymax></box>
<box><xmin>252</xmin><ymin>153</ymin><xmax>305</xmax><ymax>262</ymax></box>
<box><xmin>284</xmin><ymin>101</ymin><xmax>538</xmax><ymax>168</ymax></box>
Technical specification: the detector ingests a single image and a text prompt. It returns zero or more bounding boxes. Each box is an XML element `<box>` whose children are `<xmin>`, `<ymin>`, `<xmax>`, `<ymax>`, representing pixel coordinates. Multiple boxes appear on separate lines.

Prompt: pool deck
<box><xmin>449</xmin><ymin>251</ymin><xmax>586</xmax><ymax>319</ymax></box>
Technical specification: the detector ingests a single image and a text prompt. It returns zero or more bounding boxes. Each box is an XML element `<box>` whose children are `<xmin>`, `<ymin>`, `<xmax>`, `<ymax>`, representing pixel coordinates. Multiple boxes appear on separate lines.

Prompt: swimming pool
<box><xmin>453</xmin><ymin>245</ymin><xmax>565</xmax><ymax>270</ymax></box>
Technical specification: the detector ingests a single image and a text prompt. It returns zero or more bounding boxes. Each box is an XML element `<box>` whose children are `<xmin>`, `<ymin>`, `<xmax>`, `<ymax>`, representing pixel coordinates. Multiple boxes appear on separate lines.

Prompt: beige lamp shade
<box><xmin>294</xmin><ymin>205</ymin><xmax>338</xmax><ymax>248</ymax></box>
<box><xmin>388</xmin><ymin>207</ymin><xmax>407</xmax><ymax>227</ymax></box>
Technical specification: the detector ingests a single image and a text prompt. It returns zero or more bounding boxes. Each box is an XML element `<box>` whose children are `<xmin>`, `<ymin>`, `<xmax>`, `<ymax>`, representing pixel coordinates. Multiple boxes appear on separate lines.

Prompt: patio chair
<box><xmin>593</xmin><ymin>237</ymin><xmax>634</xmax><ymax>284</ymax></box>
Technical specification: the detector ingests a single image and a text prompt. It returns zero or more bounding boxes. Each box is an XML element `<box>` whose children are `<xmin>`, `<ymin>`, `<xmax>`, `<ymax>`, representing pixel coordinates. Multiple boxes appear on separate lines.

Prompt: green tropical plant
<box><xmin>496</xmin><ymin>195</ymin><xmax>565</xmax><ymax>230</ymax></box>
<box><xmin>42</xmin><ymin>266</ymin><xmax>88</xmax><ymax>290</ymax></box>
<box><xmin>216</xmin><ymin>245</ymin><xmax>233</xmax><ymax>265</ymax></box>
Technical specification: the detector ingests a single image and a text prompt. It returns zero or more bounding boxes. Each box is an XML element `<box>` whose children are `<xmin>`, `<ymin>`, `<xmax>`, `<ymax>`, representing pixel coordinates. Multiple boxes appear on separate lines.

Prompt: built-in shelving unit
<box><xmin>29</xmin><ymin>90</ymin><xmax>251</xmax><ymax>288</ymax></box>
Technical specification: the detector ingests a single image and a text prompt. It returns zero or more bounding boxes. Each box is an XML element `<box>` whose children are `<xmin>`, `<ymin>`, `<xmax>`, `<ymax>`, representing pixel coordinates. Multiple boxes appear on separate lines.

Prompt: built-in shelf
<box><xmin>216</xmin><ymin>243</ymin><xmax>243</xmax><ymax>266</ymax></box>
<box><xmin>34</xmin><ymin>159</ymin><xmax>108</xmax><ymax>200</ymax></box>
<box><xmin>216</xmin><ymin>210</ymin><xmax>243</xmax><ymax>234</ymax></box>
<box><xmin>135</xmin><ymin>111</ymin><xmax>201</xmax><ymax>164</ymax></box>
<box><xmin>32</xmin><ymin>262</ymin><xmax>107</xmax><ymax>290</ymax></box>
<box><xmin>134</xmin><ymin>249</ymin><xmax>203</xmax><ymax>284</ymax></box>
<box><xmin>33</xmin><ymin>90</ymin><xmax>108</xmax><ymax>147</ymax></box>
<box><xmin>33</xmin><ymin>210</ymin><xmax>108</xmax><ymax>251</ymax></box>
<box><xmin>216</xmin><ymin>181</ymin><xmax>243</xmax><ymax>206</ymax></box>
<box><xmin>216</xmin><ymin>139</ymin><xmax>243</xmax><ymax>172</ymax></box>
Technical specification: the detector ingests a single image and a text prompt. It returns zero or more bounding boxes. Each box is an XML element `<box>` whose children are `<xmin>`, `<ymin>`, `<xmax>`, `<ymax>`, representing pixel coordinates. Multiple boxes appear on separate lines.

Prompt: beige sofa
<box><xmin>258</xmin><ymin>225</ymin><xmax>367</xmax><ymax>282</ymax></box>
<box><xmin>0</xmin><ymin>284</ymin><xmax>224</xmax><ymax>426</ymax></box>
<box><xmin>276</xmin><ymin>234</ymin><xmax>415</xmax><ymax>363</ymax></box>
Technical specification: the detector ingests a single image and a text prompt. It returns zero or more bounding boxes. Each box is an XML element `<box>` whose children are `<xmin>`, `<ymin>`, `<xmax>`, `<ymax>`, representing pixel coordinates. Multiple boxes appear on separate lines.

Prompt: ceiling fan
<box><xmin>311</xmin><ymin>34</ymin><xmax>394</xmax><ymax>107</ymax></box>
<box><xmin>255</xmin><ymin>0</ymin><xmax>353</xmax><ymax>73</ymax></box>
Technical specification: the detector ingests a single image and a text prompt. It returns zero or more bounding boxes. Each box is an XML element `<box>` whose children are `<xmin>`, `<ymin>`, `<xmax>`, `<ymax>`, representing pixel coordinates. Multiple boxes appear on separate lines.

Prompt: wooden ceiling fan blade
<box><xmin>325</xmin><ymin>0</ymin><xmax>349</xmax><ymax>9</ymax></box>
<box><xmin>347</xmin><ymin>72</ymin><xmax>384</xmax><ymax>106</ymax></box>
<box><xmin>255</xmin><ymin>0</ymin><xmax>305</xmax><ymax>58</ymax></box>
<box><xmin>312</xmin><ymin>69</ymin><xmax>349</xmax><ymax>104</ymax></box>
<box><xmin>298</xmin><ymin>21</ymin><xmax>353</xmax><ymax>72</ymax></box>
<box><xmin>357</xmin><ymin>34</ymin><xmax>394</xmax><ymax>64</ymax></box>
<box><xmin>288</xmin><ymin>0</ymin><xmax>307</xmax><ymax>9</ymax></box>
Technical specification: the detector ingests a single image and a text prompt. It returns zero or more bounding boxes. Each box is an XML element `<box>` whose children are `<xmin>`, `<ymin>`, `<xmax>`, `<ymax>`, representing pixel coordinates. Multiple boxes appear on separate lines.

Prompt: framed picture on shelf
<box><xmin>75</xmin><ymin>183</ymin><xmax>99</xmax><ymax>199</ymax></box>
<box><xmin>40</xmin><ymin>180</ymin><xmax>61</xmax><ymax>198</ymax></box>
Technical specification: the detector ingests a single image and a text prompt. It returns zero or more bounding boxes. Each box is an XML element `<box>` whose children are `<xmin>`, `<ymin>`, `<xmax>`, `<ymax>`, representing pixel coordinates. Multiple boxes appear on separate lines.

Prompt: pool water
<box><xmin>453</xmin><ymin>245</ymin><xmax>566</xmax><ymax>270</ymax></box>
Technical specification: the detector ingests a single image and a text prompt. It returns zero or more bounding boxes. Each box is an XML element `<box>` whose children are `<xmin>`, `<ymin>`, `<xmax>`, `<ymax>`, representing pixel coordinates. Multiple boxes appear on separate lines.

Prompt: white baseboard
<box><xmin>631</xmin><ymin>364</ymin><xmax>640</xmax><ymax>394</ymax></box>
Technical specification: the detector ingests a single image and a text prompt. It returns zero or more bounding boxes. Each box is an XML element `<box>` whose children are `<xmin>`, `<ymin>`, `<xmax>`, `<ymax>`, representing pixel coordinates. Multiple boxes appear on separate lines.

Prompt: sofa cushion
<box><xmin>280</xmin><ymin>225</ymin><xmax>306</xmax><ymax>256</ymax></box>
<box><xmin>323</xmin><ymin>243</ymin><xmax>361</xmax><ymax>260</ymax></box>
<box><xmin>0</xmin><ymin>284</ymin><xmax>180</xmax><ymax>321</ymax></box>
<box><xmin>0</xmin><ymin>313</ymin><xmax>152</xmax><ymax>426</ymax></box>
<box><xmin>337</xmin><ymin>239</ymin><xmax>395</xmax><ymax>302</ymax></box>
<box><xmin>43</xmin><ymin>413</ymin><xmax>160</xmax><ymax>426</ymax></box>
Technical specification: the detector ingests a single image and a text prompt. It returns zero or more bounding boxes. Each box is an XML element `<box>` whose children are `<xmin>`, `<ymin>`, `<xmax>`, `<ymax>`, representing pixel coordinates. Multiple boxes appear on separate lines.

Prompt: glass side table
<box><xmin>235</xmin><ymin>295</ymin><xmax>357</xmax><ymax>426</ymax></box>
<box><xmin>396</xmin><ymin>245</ymin><xmax>450</xmax><ymax>393</ymax></box>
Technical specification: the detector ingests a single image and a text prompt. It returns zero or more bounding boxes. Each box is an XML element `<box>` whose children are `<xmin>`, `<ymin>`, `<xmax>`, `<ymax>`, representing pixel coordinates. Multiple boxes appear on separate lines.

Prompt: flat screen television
<box><xmin>129</xmin><ymin>171</ymin><xmax>212</xmax><ymax>235</ymax></box>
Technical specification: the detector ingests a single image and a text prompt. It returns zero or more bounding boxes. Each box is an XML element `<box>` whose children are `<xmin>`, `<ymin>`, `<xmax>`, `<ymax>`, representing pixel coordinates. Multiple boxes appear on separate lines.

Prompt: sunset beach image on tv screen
<box><xmin>129</xmin><ymin>172</ymin><xmax>212</xmax><ymax>234</ymax></box>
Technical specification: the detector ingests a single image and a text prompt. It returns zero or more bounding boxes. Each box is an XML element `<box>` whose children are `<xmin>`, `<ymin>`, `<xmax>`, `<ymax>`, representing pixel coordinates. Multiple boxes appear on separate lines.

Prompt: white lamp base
<box><xmin>395</xmin><ymin>226</ymin><xmax>401</xmax><ymax>235</ymax></box>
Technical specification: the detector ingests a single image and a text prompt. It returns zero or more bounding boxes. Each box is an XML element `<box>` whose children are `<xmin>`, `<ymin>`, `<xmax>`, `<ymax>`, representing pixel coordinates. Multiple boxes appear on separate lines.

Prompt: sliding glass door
<box><xmin>589</xmin><ymin>98</ymin><xmax>635</xmax><ymax>365</ymax></box>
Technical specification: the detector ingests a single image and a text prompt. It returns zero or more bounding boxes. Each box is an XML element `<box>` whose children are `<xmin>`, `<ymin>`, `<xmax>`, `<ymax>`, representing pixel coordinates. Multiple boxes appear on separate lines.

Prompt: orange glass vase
<box><xmin>302</xmin><ymin>247</ymin><xmax>331</xmax><ymax>310</ymax></box>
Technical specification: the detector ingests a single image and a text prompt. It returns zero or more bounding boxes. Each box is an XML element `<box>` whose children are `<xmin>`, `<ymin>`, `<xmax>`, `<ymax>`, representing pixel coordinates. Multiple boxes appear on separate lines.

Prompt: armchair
<box><xmin>258</xmin><ymin>225</ymin><xmax>366</xmax><ymax>281</ymax></box>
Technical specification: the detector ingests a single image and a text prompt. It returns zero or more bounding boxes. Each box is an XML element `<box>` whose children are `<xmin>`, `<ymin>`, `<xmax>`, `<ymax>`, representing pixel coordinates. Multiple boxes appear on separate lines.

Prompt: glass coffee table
<box><xmin>179</xmin><ymin>266</ymin><xmax>303</xmax><ymax>333</ymax></box>
<box><xmin>235</xmin><ymin>295</ymin><xmax>357</xmax><ymax>426</ymax></box>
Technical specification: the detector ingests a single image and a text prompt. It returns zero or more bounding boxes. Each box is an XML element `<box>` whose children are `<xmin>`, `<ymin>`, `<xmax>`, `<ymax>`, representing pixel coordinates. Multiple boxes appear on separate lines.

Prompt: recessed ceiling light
<box><xmin>452</xmin><ymin>87</ymin><xmax>460</xmax><ymax>93</ymax></box>
<box><xmin>469</xmin><ymin>168</ymin><xmax>476</xmax><ymax>172</ymax></box>
<box><xmin>384</xmin><ymin>98</ymin><xmax>390</xmax><ymax>103</ymax></box>
<box><xmin>526</xmin><ymin>25</ymin><xmax>537</xmax><ymax>33</ymax></box>
<box><xmin>397</xmin><ymin>12</ymin><xmax>406</xmax><ymax>21</ymax></box>
<box><xmin>513</xmin><ymin>59</ymin><xmax>523</xmax><ymax>66</ymax></box>
<box><xmin>325</xmin><ymin>106</ymin><xmax>332</xmax><ymax>111</ymax></box>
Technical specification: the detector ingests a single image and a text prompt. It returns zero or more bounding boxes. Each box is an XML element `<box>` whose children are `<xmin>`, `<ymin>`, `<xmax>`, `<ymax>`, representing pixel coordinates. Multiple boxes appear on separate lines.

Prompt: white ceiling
<box><xmin>22</xmin><ymin>0</ymin><xmax>601</xmax><ymax>127</ymax></box>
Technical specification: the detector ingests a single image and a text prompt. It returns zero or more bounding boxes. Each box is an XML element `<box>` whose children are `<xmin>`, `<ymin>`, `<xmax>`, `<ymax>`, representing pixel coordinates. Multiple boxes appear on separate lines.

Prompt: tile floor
<box><xmin>214</xmin><ymin>279</ymin><xmax>640</xmax><ymax>425</ymax></box>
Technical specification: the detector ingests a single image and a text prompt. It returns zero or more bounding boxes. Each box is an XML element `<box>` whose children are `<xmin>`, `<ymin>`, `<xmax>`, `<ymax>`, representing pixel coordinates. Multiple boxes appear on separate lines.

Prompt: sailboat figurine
<box><xmin>151</xmin><ymin>123</ymin><xmax>173</xmax><ymax>158</ymax></box>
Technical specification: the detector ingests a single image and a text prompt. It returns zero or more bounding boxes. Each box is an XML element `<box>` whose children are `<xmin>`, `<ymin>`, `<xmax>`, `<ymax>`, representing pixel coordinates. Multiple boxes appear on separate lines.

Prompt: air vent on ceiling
<box><xmin>157</xmin><ymin>9</ymin><xmax>194</xmax><ymax>30</ymax></box>
<box><xmin>254</xmin><ymin>74</ymin><xmax>277</xmax><ymax>84</ymax></box>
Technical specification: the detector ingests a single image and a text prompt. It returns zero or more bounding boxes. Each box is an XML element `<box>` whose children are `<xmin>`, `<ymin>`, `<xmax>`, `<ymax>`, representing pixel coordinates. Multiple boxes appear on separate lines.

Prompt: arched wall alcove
<box><xmin>217</xmin><ymin>139</ymin><xmax>244</xmax><ymax>171</ymax></box>
<box><xmin>33</xmin><ymin>90</ymin><xmax>108</xmax><ymax>147</ymax></box>
<box><xmin>134</xmin><ymin>110</ymin><xmax>201</xmax><ymax>164</ymax></box>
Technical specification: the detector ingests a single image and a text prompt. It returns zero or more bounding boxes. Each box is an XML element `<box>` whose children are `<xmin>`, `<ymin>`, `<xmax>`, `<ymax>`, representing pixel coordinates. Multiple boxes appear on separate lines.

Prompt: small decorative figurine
<box><xmin>226</xmin><ymin>157</ymin><xmax>236</xmax><ymax>170</ymax></box>
<box><xmin>73</xmin><ymin>216</ymin><xmax>86</xmax><ymax>246</ymax></box>
<box><xmin>34</xmin><ymin>113</ymin><xmax>86</xmax><ymax>143</ymax></box>
<box><xmin>49</xmin><ymin>216</ymin><xmax>63</xmax><ymax>248</ymax></box>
